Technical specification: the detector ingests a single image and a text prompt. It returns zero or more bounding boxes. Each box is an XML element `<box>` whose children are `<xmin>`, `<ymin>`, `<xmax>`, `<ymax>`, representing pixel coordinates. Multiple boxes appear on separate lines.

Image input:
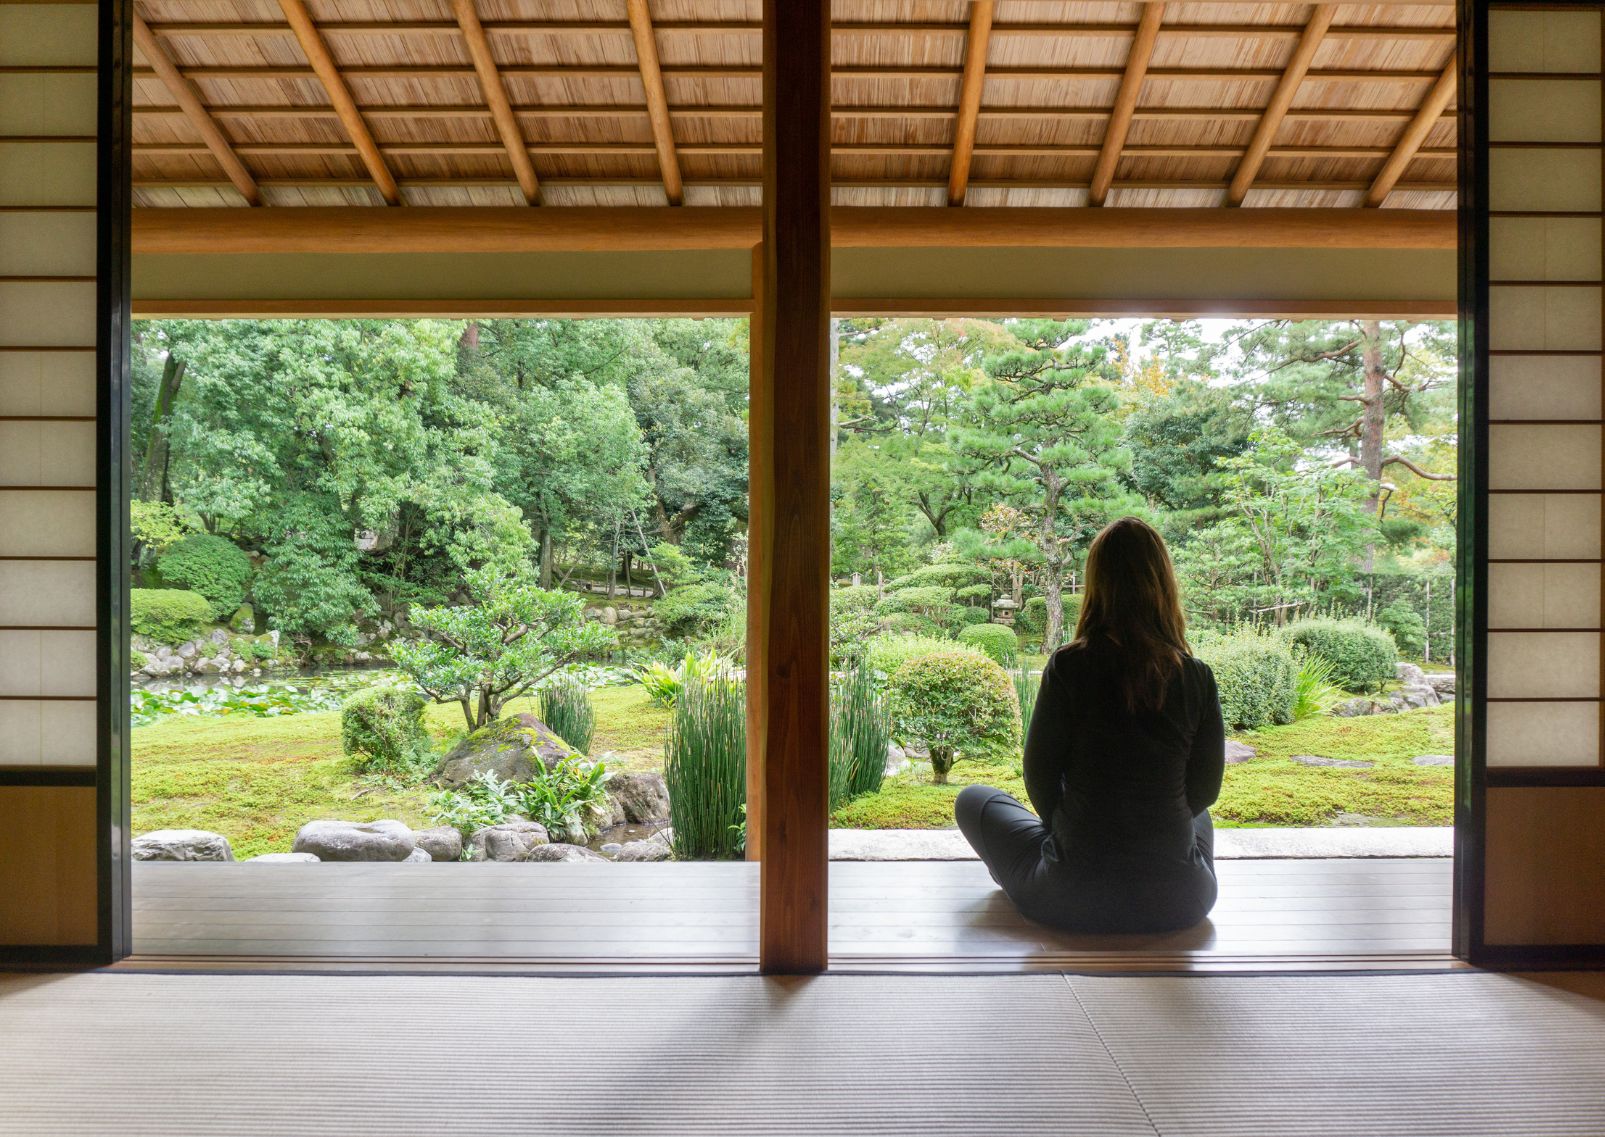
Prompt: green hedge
<box><xmin>340</xmin><ymin>686</ymin><xmax>430</xmax><ymax>778</ymax></box>
<box><xmin>1196</xmin><ymin>629</ymin><xmax>1297</xmax><ymax>731</ymax></box>
<box><xmin>865</xmin><ymin>634</ymin><xmax>980</xmax><ymax>679</ymax></box>
<box><xmin>1375</xmin><ymin>604</ymin><xmax>1426</xmax><ymax>660</ymax></box>
<box><xmin>885</xmin><ymin>563</ymin><xmax>991</xmax><ymax>592</ymax></box>
<box><xmin>957</xmin><ymin>622</ymin><xmax>1020</xmax><ymax>666</ymax></box>
<box><xmin>1285</xmin><ymin>618</ymin><xmax>1397</xmax><ymax>693</ymax></box>
<box><xmin>130</xmin><ymin>588</ymin><xmax>214</xmax><ymax>645</ymax></box>
<box><xmin>157</xmin><ymin>534</ymin><xmax>252</xmax><ymax>619</ymax></box>
<box><xmin>654</xmin><ymin>580</ymin><xmax>734</xmax><ymax>637</ymax></box>
<box><xmin>958</xmin><ymin>605</ymin><xmax>991</xmax><ymax>626</ymax></box>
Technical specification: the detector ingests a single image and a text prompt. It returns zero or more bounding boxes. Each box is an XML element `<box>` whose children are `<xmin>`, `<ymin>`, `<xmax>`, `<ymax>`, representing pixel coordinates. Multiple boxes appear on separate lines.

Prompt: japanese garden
<box><xmin>125</xmin><ymin>315</ymin><xmax>1458</xmax><ymax>864</ymax></box>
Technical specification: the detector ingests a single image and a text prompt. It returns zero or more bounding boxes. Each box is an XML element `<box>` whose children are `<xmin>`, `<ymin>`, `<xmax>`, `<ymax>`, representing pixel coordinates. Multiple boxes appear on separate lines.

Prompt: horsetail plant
<box><xmin>664</xmin><ymin>674</ymin><xmax>747</xmax><ymax>860</ymax></box>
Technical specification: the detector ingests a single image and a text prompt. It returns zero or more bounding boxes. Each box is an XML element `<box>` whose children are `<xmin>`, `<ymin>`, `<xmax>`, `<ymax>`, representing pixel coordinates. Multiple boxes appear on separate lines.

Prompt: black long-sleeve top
<box><xmin>1024</xmin><ymin>640</ymin><xmax>1225</xmax><ymax>874</ymax></box>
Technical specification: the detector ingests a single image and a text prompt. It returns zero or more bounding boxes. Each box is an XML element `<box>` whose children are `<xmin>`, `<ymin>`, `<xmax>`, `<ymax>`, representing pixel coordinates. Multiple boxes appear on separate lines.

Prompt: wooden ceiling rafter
<box><xmin>1366</xmin><ymin>58</ymin><xmax>1459</xmax><ymax>207</ymax></box>
<box><xmin>1227</xmin><ymin>4</ymin><xmax>1337</xmax><ymax>206</ymax></box>
<box><xmin>626</xmin><ymin>0</ymin><xmax>684</xmax><ymax>206</ymax></box>
<box><xmin>275</xmin><ymin>0</ymin><xmax>399</xmax><ymax>205</ymax></box>
<box><xmin>130</xmin><ymin>10</ymin><xmax>260</xmax><ymax>206</ymax></box>
<box><xmin>450</xmin><ymin>0</ymin><xmax>539</xmax><ymax>205</ymax></box>
<box><xmin>1088</xmin><ymin>1</ymin><xmax>1165</xmax><ymax>207</ymax></box>
<box><xmin>946</xmin><ymin>0</ymin><xmax>994</xmax><ymax>207</ymax></box>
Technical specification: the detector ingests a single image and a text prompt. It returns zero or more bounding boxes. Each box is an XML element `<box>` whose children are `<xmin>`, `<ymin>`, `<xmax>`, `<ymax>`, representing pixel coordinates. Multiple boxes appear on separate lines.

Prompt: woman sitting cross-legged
<box><xmin>955</xmin><ymin>516</ymin><xmax>1225</xmax><ymax>935</ymax></box>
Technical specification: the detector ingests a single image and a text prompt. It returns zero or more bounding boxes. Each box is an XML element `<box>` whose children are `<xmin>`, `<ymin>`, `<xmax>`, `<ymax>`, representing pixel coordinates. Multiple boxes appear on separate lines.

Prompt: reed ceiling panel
<box><xmin>122</xmin><ymin>0</ymin><xmax>1463</xmax><ymax>211</ymax></box>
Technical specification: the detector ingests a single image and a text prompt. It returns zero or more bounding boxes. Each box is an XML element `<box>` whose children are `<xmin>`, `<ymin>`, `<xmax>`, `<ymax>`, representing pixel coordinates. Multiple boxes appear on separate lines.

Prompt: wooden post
<box><xmin>746</xmin><ymin>242</ymin><xmax>767</xmax><ymax>865</ymax></box>
<box><xmin>755</xmin><ymin>0</ymin><xmax>831</xmax><ymax>974</ymax></box>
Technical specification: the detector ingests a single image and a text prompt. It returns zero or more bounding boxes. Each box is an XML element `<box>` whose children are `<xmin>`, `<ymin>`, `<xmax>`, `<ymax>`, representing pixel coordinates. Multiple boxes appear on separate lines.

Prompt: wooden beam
<box><xmin>1088</xmin><ymin>2</ymin><xmax>1164</xmax><ymax>206</ymax></box>
<box><xmin>757</xmin><ymin>0</ymin><xmax>831</xmax><ymax>975</ymax></box>
<box><xmin>131</xmin><ymin>13</ymin><xmax>260</xmax><ymax>206</ymax></box>
<box><xmin>1366</xmin><ymin>59</ymin><xmax>1458</xmax><ymax>207</ymax></box>
<box><xmin>745</xmin><ymin>241</ymin><xmax>766</xmax><ymax>865</ymax></box>
<box><xmin>275</xmin><ymin>0</ymin><xmax>399</xmax><ymax>205</ymax></box>
<box><xmin>131</xmin><ymin>298</ymin><xmax>751</xmax><ymax>318</ymax></box>
<box><xmin>1227</xmin><ymin>4</ymin><xmax>1336</xmax><ymax>206</ymax></box>
<box><xmin>130</xmin><ymin>206</ymin><xmax>1459</xmax><ymax>256</ymax></box>
<box><xmin>627</xmin><ymin>0</ymin><xmax>684</xmax><ymax>206</ymax></box>
<box><xmin>946</xmin><ymin>0</ymin><xmax>994</xmax><ymax>206</ymax></box>
<box><xmin>450</xmin><ymin>0</ymin><xmax>539</xmax><ymax>205</ymax></box>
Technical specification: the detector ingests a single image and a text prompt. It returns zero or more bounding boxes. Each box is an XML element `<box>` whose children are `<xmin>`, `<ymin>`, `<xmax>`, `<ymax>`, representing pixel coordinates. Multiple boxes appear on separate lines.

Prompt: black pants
<box><xmin>954</xmin><ymin>785</ymin><xmax>1218</xmax><ymax>934</ymax></box>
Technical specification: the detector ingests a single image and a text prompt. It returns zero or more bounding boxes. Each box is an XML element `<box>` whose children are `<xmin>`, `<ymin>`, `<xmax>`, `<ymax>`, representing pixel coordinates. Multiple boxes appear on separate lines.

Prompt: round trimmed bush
<box><xmin>865</xmin><ymin>634</ymin><xmax>981</xmax><ymax>680</ymax></box>
<box><xmin>957</xmin><ymin>622</ymin><xmax>1020</xmax><ymax>666</ymax></box>
<box><xmin>1375</xmin><ymin>604</ymin><xmax>1426</xmax><ymax>660</ymax></box>
<box><xmin>1196</xmin><ymin>630</ymin><xmax>1297</xmax><ymax>731</ymax></box>
<box><xmin>340</xmin><ymin>686</ymin><xmax>430</xmax><ymax>777</ymax></box>
<box><xmin>885</xmin><ymin>563</ymin><xmax>990</xmax><ymax>592</ymax></box>
<box><xmin>130</xmin><ymin>588</ymin><xmax>213</xmax><ymax>645</ymax></box>
<box><xmin>1285</xmin><ymin>618</ymin><xmax>1397</xmax><ymax>693</ymax></box>
<box><xmin>888</xmin><ymin>650</ymin><xmax>1021</xmax><ymax>783</ymax></box>
<box><xmin>958</xmin><ymin>605</ymin><xmax>991</xmax><ymax>626</ymax></box>
<box><xmin>654</xmin><ymin>580</ymin><xmax>734</xmax><ymax>637</ymax></box>
<box><xmin>157</xmin><ymin>534</ymin><xmax>251</xmax><ymax>619</ymax></box>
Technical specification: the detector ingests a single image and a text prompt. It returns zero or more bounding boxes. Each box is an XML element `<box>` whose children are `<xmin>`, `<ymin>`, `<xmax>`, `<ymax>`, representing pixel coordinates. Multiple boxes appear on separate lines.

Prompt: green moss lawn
<box><xmin>833</xmin><ymin>702</ymin><xmax>1454</xmax><ymax>831</ymax></box>
<box><xmin>133</xmin><ymin>689</ymin><xmax>1452</xmax><ymax>860</ymax></box>
<box><xmin>132</xmin><ymin>686</ymin><xmax>670</xmax><ymax>859</ymax></box>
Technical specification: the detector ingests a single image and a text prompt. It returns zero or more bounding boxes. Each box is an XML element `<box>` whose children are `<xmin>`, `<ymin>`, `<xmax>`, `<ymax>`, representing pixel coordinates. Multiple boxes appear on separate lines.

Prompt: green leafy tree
<box><xmin>393</xmin><ymin>567</ymin><xmax>617</xmax><ymax>731</ymax></box>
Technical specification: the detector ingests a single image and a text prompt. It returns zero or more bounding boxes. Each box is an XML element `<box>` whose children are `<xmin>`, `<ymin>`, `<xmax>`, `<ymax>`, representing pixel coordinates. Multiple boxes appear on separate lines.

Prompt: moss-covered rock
<box><xmin>436</xmin><ymin>713</ymin><xmax>575</xmax><ymax>789</ymax></box>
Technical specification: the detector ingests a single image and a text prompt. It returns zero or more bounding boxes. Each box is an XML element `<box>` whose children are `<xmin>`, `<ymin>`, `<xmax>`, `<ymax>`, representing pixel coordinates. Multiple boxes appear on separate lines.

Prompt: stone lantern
<box><xmin>991</xmin><ymin>595</ymin><xmax>1017</xmax><ymax>626</ymax></box>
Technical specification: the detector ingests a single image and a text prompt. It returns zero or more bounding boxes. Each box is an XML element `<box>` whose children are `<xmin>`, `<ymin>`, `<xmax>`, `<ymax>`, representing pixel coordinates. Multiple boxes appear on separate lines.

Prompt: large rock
<box><xmin>401</xmin><ymin>847</ymin><xmax>433</xmax><ymax>863</ymax></box>
<box><xmin>1224</xmin><ymin>740</ymin><xmax>1256</xmax><ymax>765</ymax></box>
<box><xmin>467</xmin><ymin>821</ymin><xmax>550</xmax><ymax>862</ymax></box>
<box><xmin>1396</xmin><ymin>662</ymin><xmax>1427</xmax><ymax>686</ymax></box>
<box><xmin>608</xmin><ymin>772</ymin><xmax>671</xmax><ymax>823</ymax></box>
<box><xmin>244</xmin><ymin>852</ymin><xmax>319</xmax><ymax>863</ymax></box>
<box><xmin>583</xmin><ymin>794</ymin><xmax>626</xmax><ymax>833</ymax></box>
<box><xmin>436</xmin><ymin>714</ymin><xmax>576</xmax><ymax>788</ymax></box>
<box><xmin>885</xmin><ymin>742</ymin><xmax>909</xmax><ymax>777</ymax></box>
<box><xmin>292</xmin><ymin>819</ymin><xmax>416</xmax><ymax>862</ymax></box>
<box><xmin>1413</xmin><ymin>754</ymin><xmax>1455</xmax><ymax>767</ymax></box>
<box><xmin>1424</xmin><ymin>672</ymin><xmax>1455</xmax><ymax>696</ymax></box>
<box><xmin>132</xmin><ymin>829</ymin><xmax>234</xmax><ymax>862</ymax></box>
<box><xmin>412</xmin><ymin>825</ymin><xmax>464</xmax><ymax>862</ymax></box>
<box><xmin>1333</xmin><ymin>696</ymin><xmax>1392</xmax><ymax>718</ymax></box>
<box><xmin>614</xmin><ymin>835</ymin><xmax>673</xmax><ymax>862</ymax></box>
<box><xmin>526</xmin><ymin>842</ymin><xmax>607</xmax><ymax>863</ymax></box>
<box><xmin>1390</xmin><ymin>684</ymin><xmax>1441</xmax><ymax>711</ymax></box>
<box><xmin>1290</xmin><ymin>754</ymin><xmax>1374</xmax><ymax>769</ymax></box>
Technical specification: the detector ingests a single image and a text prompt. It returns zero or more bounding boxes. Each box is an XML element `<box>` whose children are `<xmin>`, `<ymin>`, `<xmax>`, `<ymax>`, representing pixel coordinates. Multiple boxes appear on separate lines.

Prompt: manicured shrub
<box><xmin>955</xmin><ymin>583</ymin><xmax>993</xmax><ymax>604</ymax></box>
<box><xmin>129</xmin><ymin>649</ymin><xmax>149</xmax><ymax>672</ymax></box>
<box><xmin>1285</xmin><ymin>618</ymin><xmax>1398</xmax><ymax>693</ymax></box>
<box><xmin>830</xmin><ymin>666</ymin><xmax>892</xmax><ymax>809</ymax></box>
<box><xmin>878</xmin><ymin>611</ymin><xmax>945</xmax><ymax>638</ymax></box>
<box><xmin>539</xmin><ymin>677</ymin><xmax>595</xmax><ymax>755</ymax></box>
<box><xmin>340</xmin><ymin>686</ymin><xmax>430</xmax><ymax>778</ymax></box>
<box><xmin>957</xmin><ymin>622</ymin><xmax>1020</xmax><ymax>666</ymax></box>
<box><xmin>157</xmin><ymin>533</ymin><xmax>251</xmax><ymax>619</ymax></box>
<box><xmin>865</xmin><ymin>634</ymin><xmax>980</xmax><ymax>680</ymax></box>
<box><xmin>1197</xmin><ymin>629</ymin><xmax>1298</xmax><ymax>731</ymax></box>
<box><xmin>830</xmin><ymin>585</ymin><xmax>883</xmax><ymax>665</ymax></box>
<box><xmin>886</xmin><ymin>563</ymin><xmax>991</xmax><ymax>592</ymax></box>
<box><xmin>1375</xmin><ymin>603</ymin><xmax>1427</xmax><ymax>660</ymax></box>
<box><xmin>888</xmin><ymin>651</ymin><xmax>1021</xmax><ymax>784</ymax></box>
<box><xmin>664</xmin><ymin>676</ymin><xmax>747</xmax><ymax>859</ymax></box>
<box><xmin>1017</xmin><ymin>595</ymin><xmax>1048</xmax><ymax>636</ymax></box>
<box><xmin>958</xmin><ymin>605</ymin><xmax>991</xmax><ymax>626</ymax></box>
<box><xmin>653</xmin><ymin>580</ymin><xmax>734</xmax><ymax>637</ymax></box>
<box><xmin>130</xmin><ymin>588</ymin><xmax>214</xmax><ymax>644</ymax></box>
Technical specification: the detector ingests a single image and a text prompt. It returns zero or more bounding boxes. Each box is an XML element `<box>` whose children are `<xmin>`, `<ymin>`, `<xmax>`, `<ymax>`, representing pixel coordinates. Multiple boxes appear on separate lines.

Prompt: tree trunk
<box><xmin>930</xmin><ymin>746</ymin><xmax>956</xmax><ymax>785</ymax></box>
<box><xmin>539</xmin><ymin>528</ymin><xmax>553</xmax><ymax>589</ymax></box>
<box><xmin>139</xmin><ymin>353</ymin><xmax>186</xmax><ymax>502</ymax></box>
<box><xmin>459</xmin><ymin>697</ymin><xmax>476</xmax><ymax>733</ymax></box>
<box><xmin>460</xmin><ymin>321</ymin><xmax>480</xmax><ymax>352</ymax></box>
<box><xmin>1039</xmin><ymin>469</ymin><xmax>1067</xmax><ymax>652</ymax></box>
<box><xmin>1357</xmin><ymin>320</ymin><xmax>1387</xmax><ymax>572</ymax></box>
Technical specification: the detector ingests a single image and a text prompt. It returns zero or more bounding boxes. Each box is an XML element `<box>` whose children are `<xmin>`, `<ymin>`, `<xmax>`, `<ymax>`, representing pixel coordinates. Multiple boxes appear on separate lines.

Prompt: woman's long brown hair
<box><xmin>1070</xmin><ymin>516</ymin><xmax>1190</xmax><ymax>714</ymax></box>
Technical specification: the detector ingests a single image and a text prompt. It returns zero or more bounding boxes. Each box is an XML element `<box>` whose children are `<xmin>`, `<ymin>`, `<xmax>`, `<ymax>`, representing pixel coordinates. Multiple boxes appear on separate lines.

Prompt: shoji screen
<box><xmin>1475</xmin><ymin>1</ymin><xmax>1605</xmax><ymax>960</ymax></box>
<box><xmin>0</xmin><ymin>0</ymin><xmax>127</xmax><ymax>961</ymax></box>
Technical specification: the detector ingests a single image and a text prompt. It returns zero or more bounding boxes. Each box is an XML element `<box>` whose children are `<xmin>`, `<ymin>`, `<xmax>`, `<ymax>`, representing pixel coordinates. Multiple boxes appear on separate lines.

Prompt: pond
<box><xmin>130</xmin><ymin>663</ymin><xmax>639</xmax><ymax>726</ymax></box>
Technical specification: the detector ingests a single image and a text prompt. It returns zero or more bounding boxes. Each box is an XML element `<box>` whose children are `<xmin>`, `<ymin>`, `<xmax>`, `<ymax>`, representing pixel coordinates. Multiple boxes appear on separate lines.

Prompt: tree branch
<box><xmin>1382</xmin><ymin>455</ymin><xmax>1456</xmax><ymax>481</ymax></box>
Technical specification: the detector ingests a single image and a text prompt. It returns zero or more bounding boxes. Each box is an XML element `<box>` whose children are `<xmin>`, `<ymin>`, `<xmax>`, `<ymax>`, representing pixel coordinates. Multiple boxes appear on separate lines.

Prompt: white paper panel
<box><xmin>1487</xmin><ymin>701</ymin><xmax>1601</xmax><ymax>767</ymax></box>
<box><xmin>0</xmin><ymin>700</ymin><xmax>95</xmax><ymax>767</ymax></box>
<box><xmin>1489</xmin><ymin>286</ymin><xmax>1603</xmax><ymax>352</ymax></box>
<box><xmin>1490</xmin><ymin>218</ymin><xmax>1604</xmax><ymax>283</ymax></box>
<box><xmin>1488</xmin><ymin>424</ymin><xmax>1603</xmax><ymax>490</ymax></box>
<box><xmin>0</xmin><ymin>631</ymin><xmax>97</xmax><ymax>698</ymax></box>
<box><xmin>1489</xmin><ymin>563</ymin><xmax>1602</xmax><ymax>628</ymax></box>
<box><xmin>1489</xmin><ymin>493</ymin><xmax>1602</xmax><ymax>560</ymax></box>
<box><xmin>0</xmin><ymin>562</ymin><xmax>96</xmax><ymax>626</ymax></box>
<box><xmin>1487</xmin><ymin>632</ymin><xmax>1602</xmax><ymax>699</ymax></box>
<box><xmin>0</xmin><ymin>213</ymin><xmax>96</xmax><ymax>277</ymax></box>
<box><xmin>0</xmin><ymin>142</ymin><xmax>97</xmax><ymax>207</ymax></box>
<box><xmin>0</xmin><ymin>490</ymin><xmax>95</xmax><ymax>557</ymax></box>
<box><xmin>1490</xmin><ymin>80</ymin><xmax>1604</xmax><ymax>143</ymax></box>
<box><xmin>0</xmin><ymin>421</ymin><xmax>96</xmax><ymax>487</ymax></box>
<box><xmin>1490</xmin><ymin>150</ymin><xmax>1603</xmax><ymax>213</ymax></box>
<box><xmin>1489</xmin><ymin>9</ymin><xmax>1603</xmax><ymax>72</ymax></box>
<box><xmin>0</xmin><ymin>283</ymin><xmax>97</xmax><ymax>348</ymax></box>
<box><xmin>0</xmin><ymin>74</ymin><xmax>97</xmax><ymax>136</ymax></box>
<box><xmin>1489</xmin><ymin>355</ymin><xmax>1603</xmax><ymax>420</ymax></box>
<box><xmin>0</xmin><ymin>350</ymin><xmax>96</xmax><ymax>416</ymax></box>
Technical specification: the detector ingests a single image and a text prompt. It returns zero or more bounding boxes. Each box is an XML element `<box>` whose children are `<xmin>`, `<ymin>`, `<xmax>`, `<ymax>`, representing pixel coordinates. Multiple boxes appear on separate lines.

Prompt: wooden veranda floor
<box><xmin>129</xmin><ymin>857</ymin><xmax>1454</xmax><ymax>971</ymax></box>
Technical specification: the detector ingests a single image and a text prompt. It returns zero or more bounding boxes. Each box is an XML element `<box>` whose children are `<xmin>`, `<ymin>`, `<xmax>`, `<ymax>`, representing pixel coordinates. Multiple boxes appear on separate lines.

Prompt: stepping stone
<box><xmin>1413</xmin><ymin>754</ymin><xmax>1454</xmax><ymax>767</ymax></box>
<box><xmin>1289</xmin><ymin>754</ymin><xmax>1374</xmax><ymax>768</ymax></box>
<box><xmin>1225</xmin><ymin>740</ymin><xmax>1256</xmax><ymax>764</ymax></box>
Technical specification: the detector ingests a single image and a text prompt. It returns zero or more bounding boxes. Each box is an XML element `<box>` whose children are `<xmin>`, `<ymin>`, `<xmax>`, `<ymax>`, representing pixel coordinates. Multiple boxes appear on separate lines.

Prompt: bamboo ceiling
<box><xmin>127</xmin><ymin>0</ymin><xmax>1459</xmax><ymax>210</ymax></box>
